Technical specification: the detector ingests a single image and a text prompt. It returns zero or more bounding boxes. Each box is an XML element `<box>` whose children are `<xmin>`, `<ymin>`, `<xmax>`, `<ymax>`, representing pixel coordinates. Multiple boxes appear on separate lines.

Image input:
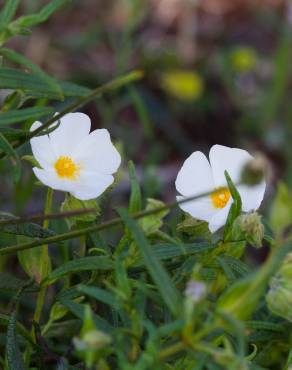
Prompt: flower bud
<box><xmin>82</xmin><ymin>330</ymin><xmax>111</xmax><ymax>349</ymax></box>
<box><xmin>266</xmin><ymin>253</ymin><xmax>292</xmax><ymax>322</ymax></box>
<box><xmin>232</xmin><ymin>212</ymin><xmax>264</xmax><ymax>248</ymax></box>
<box><xmin>185</xmin><ymin>280</ymin><xmax>207</xmax><ymax>304</ymax></box>
<box><xmin>240</xmin><ymin>154</ymin><xmax>267</xmax><ymax>186</ymax></box>
<box><xmin>73</xmin><ymin>305</ymin><xmax>112</xmax><ymax>367</ymax></box>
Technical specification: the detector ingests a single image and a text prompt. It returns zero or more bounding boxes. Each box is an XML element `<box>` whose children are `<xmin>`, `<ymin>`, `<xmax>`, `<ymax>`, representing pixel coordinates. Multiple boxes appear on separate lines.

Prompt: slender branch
<box><xmin>0</xmin><ymin>208</ymin><xmax>97</xmax><ymax>226</ymax></box>
<box><xmin>0</xmin><ymin>189</ymin><xmax>215</xmax><ymax>256</ymax></box>
<box><xmin>0</xmin><ymin>70</ymin><xmax>143</xmax><ymax>159</ymax></box>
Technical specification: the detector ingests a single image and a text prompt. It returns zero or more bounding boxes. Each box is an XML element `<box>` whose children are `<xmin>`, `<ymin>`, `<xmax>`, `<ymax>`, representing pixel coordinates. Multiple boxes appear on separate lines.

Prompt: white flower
<box><xmin>30</xmin><ymin>112</ymin><xmax>121</xmax><ymax>200</ymax></box>
<box><xmin>175</xmin><ymin>145</ymin><xmax>266</xmax><ymax>233</ymax></box>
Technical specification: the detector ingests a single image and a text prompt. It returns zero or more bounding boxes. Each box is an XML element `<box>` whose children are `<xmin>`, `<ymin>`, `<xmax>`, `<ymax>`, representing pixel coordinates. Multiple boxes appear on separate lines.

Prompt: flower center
<box><xmin>210</xmin><ymin>187</ymin><xmax>231</xmax><ymax>208</ymax></box>
<box><xmin>54</xmin><ymin>156</ymin><xmax>80</xmax><ymax>179</ymax></box>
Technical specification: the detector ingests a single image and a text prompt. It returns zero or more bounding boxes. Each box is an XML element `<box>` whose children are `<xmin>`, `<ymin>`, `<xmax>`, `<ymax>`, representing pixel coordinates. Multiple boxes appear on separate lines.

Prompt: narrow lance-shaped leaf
<box><xmin>0</xmin><ymin>48</ymin><xmax>63</xmax><ymax>99</ymax></box>
<box><xmin>5</xmin><ymin>280</ymin><xmax>34</xmax><ymax>370</ymax></box>
<box><xmin>0</xmin><ymin>107</ymin><xmax>54</xmax><ymax>126</ymax></box>
<box><xmin>59</xmin><ymin>299</ymin><xmax>112</xmax><ymax>333</ymax></box>
<box><xmin>128</xmin><ymin>160</ymin><xmax>142</xmax><ymax>214</ymax></box>
<box><xmin>224</xmin><ymin>170</ymin><xmax>242</xmax><ymax>241</ymax></box>
<box><xmin>6</xmin><ymin>310</ymin><xmax>26</xmax><ymax>370</ymax></box>
<box><xmin>43</xmin><ymin>256</ymin><xmax>113</xmax><ymax>286</ymax></box>
<box><xmin>0</xmin><ymin>127</ymin><xmax>25</xmax><ymax>141</ymax></box>
<box><xmin>0</xmin><ymin>132</ymin><xmax>20</xmax><ymax>181</ymax></box>
<box><xmin>77</xmin><ymin>285</ymin><xmax>121</xmax><ymax>310</ymax></box>
<box><xmin>0</xmin><ymin>68</ymin><xmax>90</xmax><ymax>99</ymax></box>
<box><xmin>0</xmin><ymin>213</ymin><xmax>55</xmax><ymax>238</ymax></box>
<box><xmin>118</xmin><ymin>208</ymin><xmax>180</xmax><ymax>316</ymax></box>
<box><xmin>217</xmin><ymin>241</ymin><xmax>292</xmax><ymax>320</ymax></box>
<box><xmin>12</xmin><ymin>0</ymin><xmax>69</xmax><ymax>28</ymax></box>
<box><xmin>0</xmin><ymin>312</ymin><xmax>33</xmax><ymax>344</ymax></box>
<box><xmin>0</xmin><ymin>0</ymin><xmax>21</xmax><ymax>29</ymax></box>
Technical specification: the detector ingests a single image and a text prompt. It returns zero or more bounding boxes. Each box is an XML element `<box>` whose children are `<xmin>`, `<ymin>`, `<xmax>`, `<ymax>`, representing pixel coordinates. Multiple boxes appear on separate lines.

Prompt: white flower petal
<box><xmin>209</xmin><ymin>144</ymin><xmax>252</xmax><ymax>187</ymax></box>
<box><xmin>177</xmin><ymin>195</ymin><xmax>217</xmax><ymax>222</ymax></box>
<box><xmin>72</xmin><ymin>129</ymin><xmax>121</xmax><ymax>175</ymax></box>
<box><xmin>30</xmin><ymin>121</ymin><xmax>57</xmax><ymax>169</ymax></box>
<box><xmin>71</xmin><ymin>171</ymin><xmax>114</xmax><ymax>200</ymax></box>
<box><xmin>33</xmin><ymin>168</ymin><xmax>75</xmax><ymax>192</ymax></box>
<box><xmin>208</xmin><ymin>201</ymin><xmax>232</xmax><ymax>233</ymax></box>
<box><xmin>175</xmin><ymin>151</ymin><xmax>214</xmax><ymax>197</ymax></box>
<box><xmin>237</xmin><ymin>181</ymin><xmax>266</xmax><ymax>212</ymax></box>
<box><xmin>49</xmin><ymin>112</ymin><xmax>91</xmax><ymax>155</ymax></box>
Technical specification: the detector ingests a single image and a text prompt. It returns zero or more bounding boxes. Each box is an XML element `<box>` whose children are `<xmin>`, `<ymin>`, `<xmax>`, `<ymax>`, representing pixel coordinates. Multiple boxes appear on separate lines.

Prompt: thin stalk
<box><xmin>0</xmin><ymin>189</ymin><xmax>218</xmax><ymax>256</ymax></box>
<box><xmin>0</xmin><ymin>70</ymin><xmax>143</xmax><ymax>159</ymax></box>
<box><xmin>24</xmin><ymin>188</ymin><xmax>53</xmax><ymax>366</ymax></box>
<box><xmin>159</xmin><ymin>341</ymin><xmax>185</xmax><ymax>359</ymax></box>
<box><xmin>0</xmin><ymin>207</ymin><xmax>97</xmax><ymax>226</ymax></box>
<box><xmin>33</xmin><ymin>188</ymin><xmax>53</xmax><ymax>324</ymax></box>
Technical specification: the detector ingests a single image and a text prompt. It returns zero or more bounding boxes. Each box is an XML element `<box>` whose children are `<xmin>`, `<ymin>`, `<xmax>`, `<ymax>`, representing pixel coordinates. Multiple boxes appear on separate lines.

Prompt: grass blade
<box><xmin>118</xmin><ymin>208</ymin><xmax>180</xmax><ymax>316</ymax></box>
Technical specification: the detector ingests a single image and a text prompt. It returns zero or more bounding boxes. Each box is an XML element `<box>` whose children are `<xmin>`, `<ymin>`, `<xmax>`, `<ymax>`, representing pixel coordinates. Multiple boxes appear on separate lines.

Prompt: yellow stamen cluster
<box><xmin>210</xmin><ymin>187</ymin><xmax>231</xmax><ymax>208</ymax></box>
<box><xmin>54</xmin><ymin>156</ymin><xmax>80</xmax><ymax>180</ymax></box>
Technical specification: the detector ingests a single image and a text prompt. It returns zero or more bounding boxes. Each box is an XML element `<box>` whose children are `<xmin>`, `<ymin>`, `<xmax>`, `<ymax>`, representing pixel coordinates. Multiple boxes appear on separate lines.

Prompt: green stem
<box><xmin>33</xmin><ymin>188</ymin><xmax>53</xmax><ymax>324</ymax></box>
<box><xmin>24</xmin><ymin>188</ymin><xmax>53</xmax><ymax>365</ymax></box>
<box><xmin>0</xmin><ymin>207</ymin><xmax>97</xmax><ymax>226</ymax></box>
<box><xmin>159</xmin><ymin>341</ymin><xmax>185</xmax><ymax>360</ymax></box>
<box><xmin>0</xmin><ymin>189</ymin><xmax>219</xmax><ymax>256</ymax></box>
<box><xmin>0</xmin><ymin>70</ymin><xmax>143</xmax><ymax>160</ymax></box>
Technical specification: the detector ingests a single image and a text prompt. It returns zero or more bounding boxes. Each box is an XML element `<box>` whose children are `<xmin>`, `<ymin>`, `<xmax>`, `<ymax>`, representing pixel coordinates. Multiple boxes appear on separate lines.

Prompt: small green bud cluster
<box><xmin>233</xmin><ymin>212</ymin><xmax>264</xmax><ymax>248</ymax></box>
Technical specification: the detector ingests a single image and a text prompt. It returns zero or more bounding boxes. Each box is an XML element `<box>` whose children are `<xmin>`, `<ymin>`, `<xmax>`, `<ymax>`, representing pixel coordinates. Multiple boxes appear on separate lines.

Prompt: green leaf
<box><xmin>59</xmin><ymin>299</ymin><xmax>112</xmax><ymax>332</ymax></box>
<box><xmin>245</xmin><ymin>321</ymin><xmax>283</xmax><ymax>333</ymax></box>
<box><xmin>0</xmin><ymin>272</ymin><xmax>37</xmax><ymax>292</ymax></box>
<box><xmin>118</xmin><ymin>208</ymin><xmax>180</xmax><ymax>316</ymax></box>
<box><xmin>270</xmin><ymin>182</ymin><xmax>292</xmax><ymax>236</ymax></box>
<box><xmin>224</xmin><ymin>170</ymin><xmax>242</xmax><ymax>241</ymax></box>
<box><xmin>1</xmin><ymin>90</ymin><xmax>25</xmax><ymax>111</ymax></box>
<box><xmin>59</xmin><ymin>81</ymin><xmax>90</xmax><ymax>97</ymax></box>
<box><xmin>0</xmin><ymin>0</ymin><xmax>20</xmax><ymax>28</ymax></box>
<box><xmin>217</xmin><ymin>241</ymin><xmax>292</xmax><ymax>320</ymax></box>
<box><xmin>21</xmin><ymin>154</ymin><xmax>40</xmax><ymax>168</ymax></box>
<box><xmin>17</xmin><ymin>240</ymin><xmax>42</xmax><ymax>282</ymax></box>
<box><xmin>0</xmin><ymin>106</ymin><xmax>54</xmax><ymax>126</ymax></box>
<box><xmin>0</xmin><ymin>212</ymin><xmax>56</xmax><ymax>238</ymax></box>
<box><xmin>13</xmin><ymin>0</ymin><xmax>69</xmax><ymax>28</ymax></box>
<box><xmin>43</xmin><ymin>256</ymin><xmax>113</xmax><ymax>286</ymax></box>
<box><xmin>0</xmin><ymin>68</ymin><xmax>90</xmax><ymax>99</ymax></box>
<box><xmin>146</xmin><ymin>241</ymin><xmax>214</xmax><ymax>261</ymax></box>
<box><xmin>222</xmin><ymin>255</ymin><xmax>250</xmax><ymax>277</ymax></box>
<box><xmin>6</xmin><ymin>310</ymin><xmax>26</xmax><ymax>370</ymax></box>
<box><xmin>0</xmin><ymin>126</ymin><xmax>26</xmax><ymax>141</ymax></box>
<box><xmin>77</xmin><ymin>285</ymin><xmax>120</xmax><ymax>310</ymax></box>
<box><xmin>0</xmin><ymin>313</ymin><xmax>32</xmax><ymax>344</ymax></box>
<box><xmin>139</xmin><ymin>198</ymin><xmax>169</xmax><ymax>235</ymax></box>
<box><xmin>177</xmin><ymin>216</ymin><xmax>211</xmax><ymax>238</ymax></box>
<box><xmin>128</xmin><ymin>160</ymin><xmax>142</xmax><ymax>214</ymax></box>
<box><xmin>61</xmin><ymin>194</ymin><xmax>100</xmax><ymax>228</ymax></box>
<box><xmin>0</xmin><ymin>48</ymin><xmax>63</xmax><ymax>99</ymax></box>
<box><xmin>0</xmin><ymin>132</ymin><xmax>20</xmax><ymax>181</ymax></box>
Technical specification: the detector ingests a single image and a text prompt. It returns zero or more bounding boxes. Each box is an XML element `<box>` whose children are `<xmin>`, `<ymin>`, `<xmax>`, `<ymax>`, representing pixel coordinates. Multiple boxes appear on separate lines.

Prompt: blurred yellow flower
<box><xmin>230</xmin><ymin>46</ymin><xmax>257</xmax><ymax>73</ymax></box>
<box><xmin>160</xmin><ymin>70</ymin><xmax>204</xmax><ymax>101</ymax></box>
